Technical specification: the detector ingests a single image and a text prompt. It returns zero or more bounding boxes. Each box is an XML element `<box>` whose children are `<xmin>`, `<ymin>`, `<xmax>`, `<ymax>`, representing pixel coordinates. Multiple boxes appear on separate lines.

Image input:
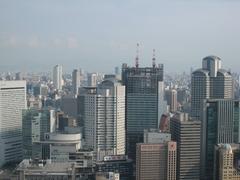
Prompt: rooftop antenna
<box><xmin>135</xmin><ymin>43</ymin><xmax>139</xmax><ymax>68</ymax></box>
<box><xmin>152</xmin><ymin>49</ymin><xmax>156</xmax><ymax>68</ymax></box>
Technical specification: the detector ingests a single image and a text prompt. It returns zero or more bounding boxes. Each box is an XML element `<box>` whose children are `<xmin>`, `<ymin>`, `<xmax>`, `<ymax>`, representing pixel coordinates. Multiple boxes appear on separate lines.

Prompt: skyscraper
<box><xmin>122</xmin><ymin>63</ymin><xmax>166</xmax><ymax>159</ymax></box>
<box><xmin>136</xmin><ymin>141</ymin><xmax>177</xmax><ymax>180</ymax></box>
<box><xmin>165</xmin><ymin>89</ymin><xmax>178</xmax><ymax>112</ymax></box>
<box><xmin>72</xmin><ymin>69</ymin><xmax>81</xmax><ymax>95</ymax></box>
<box><xmin>170</xmin><ymin>112</ymin><xmax>201</xmax><ymax>180</ymax></box>
<box><xmin>53</xmin><ymin>65</ymin><xmax>63</xmax><ymax>90</ymax></box>
<box><xmin>201</xmin><ymin>99</ymin><xmax>240</xmax><ymax>179</ymax></box>
<box><xmin>87</xmin><ymin>73</ymin><xmax>97</xmax><ymax>87</ymax></box>
<box><xmin>0</xmin><ymin>81</ymin><xmax>27</xmax><ymax>167</ymax></box>
<box><xmin>191</xmin><ymin>56</ymin><xmax>233</xmax><ymax>120</ymax></box>
<box><xmin>78</xmin><ymin>79</ymin><xmax>125</xmax><ymax>161</ymax></box>
<box><xmin>22</xmin><ymin>107</ymin><xmax>56</xmax><ymax>159</ymax></box>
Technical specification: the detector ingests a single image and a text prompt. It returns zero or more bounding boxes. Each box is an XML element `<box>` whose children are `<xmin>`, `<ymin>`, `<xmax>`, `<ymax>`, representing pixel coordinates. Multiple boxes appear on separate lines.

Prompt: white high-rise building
<box><xmin>78</xmin><ymin>79</ymin><xmax>125</xmax><ymax>161</ymax></box>
<box><xmin>87</xmin><ymin>73</ymin><xmax>97</xmax><ymax>87</ymax></box>
<box><xmin>0</xmin><ymin>81</ymin><xmax>27</xmax><ymax>167</ymax></box>
<box><xmin>53</xmin><ymin>65</ymin><xmax>63</xmax><ymax>90</ymax></box>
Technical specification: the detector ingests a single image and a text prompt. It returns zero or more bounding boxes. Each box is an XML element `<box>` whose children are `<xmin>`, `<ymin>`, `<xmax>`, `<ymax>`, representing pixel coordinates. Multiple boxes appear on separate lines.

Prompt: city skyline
<box><xmin>1</xmin><ymin>0</ymin><xmax>240</xmax><ymax>73</ymax></box>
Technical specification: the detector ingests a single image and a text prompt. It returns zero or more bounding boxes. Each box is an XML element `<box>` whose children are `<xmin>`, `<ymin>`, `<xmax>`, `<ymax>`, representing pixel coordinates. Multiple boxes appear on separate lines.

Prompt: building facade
<box><xmin>53</xmin><ymin>65</ymin><xmax>63</xmax><ymax>90</ymax></box>
<box><xmin>201</xmin><ymin>99</ymin><xmax>240</xmax><ymax>180</ymax></box>
<box><xmin>214</xmin><ymin>144</ymin><xmax>240</xmax><ymax>180</ymax></box>
<box><xmin>170</xmin><ymin>112</ymin><xmax>201</xmax><ymax>180</ymax></box>
<box><xmin>78</xmin><ymin>79</ymin><xmax>125</xmax><ymax>161</ymax></box>
<box><xmin>136</xmin><ymin>142</ymin><xmax>176</xmax><ymax>180</ymax></box>
<box><xmin>165</xmin><ymin>89</ymin><xmax>178</xmax><ymax>112</ymax></box>
<box><xmin>0</xmin><ymin>81</ymin><xmax>27</xmax><ymax>167</ymax></box>
<box><xmin>72</xmin><ymin>69</ymin><xmax>81</xmax><ymax>96</ymax></box>
<box><xmin>22</xmin><ymin>107</ymin><xmax>56</xmax><ymax>160</ymax></box>
<box><xmin>122</xmin><ymin>63</ymin><xmax>166</xmax><ymax>159</ymax></box>
<box><xmin>191</xmin><ymin>56</ymin><xmax>233</xmax><ymax>120</ymax></box>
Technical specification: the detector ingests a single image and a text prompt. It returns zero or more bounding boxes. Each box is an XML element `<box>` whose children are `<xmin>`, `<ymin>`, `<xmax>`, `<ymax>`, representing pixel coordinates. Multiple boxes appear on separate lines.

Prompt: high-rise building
<box><xmin>22</xmin><ymin>107</ymin><xmax>56</xmax><ymax>159</ymax></box>
<box><xmin>170</xmin><ymin>112</ymin><xmax>201</xmax><ymax>180</ymax></box>
<box><xmin>72</xmin><ymin>69</ymin><xmax>81</xmax><ymax>95</ymax></box>
<box><xmin>136</xmin><ymin>141</ymin><xmax>177</xmax><ymax>180</ymax></box>
<box><xmin>87</xmin><ymin>73</ymin><xmax>98</xmax><ymax>87</ymax></box>
<box><xmin>53</xmin><ymin>65</ymin><xmax>63</xmax><ymax>90</ymax></box>
<box><xmin>15</xmin><ymin>72</ymin><xmax>24</xmax><ymax>80</ymax></box>
<box><xmin>165</xmin><ymin>89</ymin><xmax>178</xmax><ymax>112</ymax></box>
<box><xmin>122</xmin><ymin>63</ymin><xmax>166</xmax><ymax>159</ymax></box>
<box><xmin>78</xmin><ymin>79</ymin><xmax>125</xmax><ymax>161</ymax></box>
<box><xmin>201</xmin><ymin>99</ymin><xmax>240</xmax><ymax>180</ymax></box>
<box><xmin>0</xmin><ymin>81</ymin><xmax>27</xmax><ymax>167</ymax></box>
<box><xmin>191</xmin><ymin>56</ymin><xmax>233</xmax><ymax>120</ymax></box>
<box><xmin>214</xmin><ymin>144</ymin><xmax>240</xmax><ymax>180</ymax></box>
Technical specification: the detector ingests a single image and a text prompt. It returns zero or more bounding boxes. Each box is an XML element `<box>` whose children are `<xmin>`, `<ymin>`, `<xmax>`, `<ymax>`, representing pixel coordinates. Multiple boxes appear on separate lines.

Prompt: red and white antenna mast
<box><xmin>152</xmin><ymin>49</ymin><xmax>156</xmax><ymax>68</ymax></box>
<box><xmin>135</xmin><ymin>43</ymin><xmax>139</xmax><ymax>68</ymax></box>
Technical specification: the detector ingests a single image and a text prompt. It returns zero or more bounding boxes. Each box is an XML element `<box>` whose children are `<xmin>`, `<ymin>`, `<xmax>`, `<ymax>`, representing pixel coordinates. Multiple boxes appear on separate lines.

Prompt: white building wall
<box><xmin>0</xmin><ymin>81</ymin><xmax>26</xmax><ymax>167</ymax></box>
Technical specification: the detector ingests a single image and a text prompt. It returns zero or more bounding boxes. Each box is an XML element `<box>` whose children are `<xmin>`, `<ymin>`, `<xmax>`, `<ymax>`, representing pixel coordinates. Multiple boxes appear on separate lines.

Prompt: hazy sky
<box><xmin>0</xmin><ymin>0</ymin><xmax>240</xmax><ymax>73</ymax></box>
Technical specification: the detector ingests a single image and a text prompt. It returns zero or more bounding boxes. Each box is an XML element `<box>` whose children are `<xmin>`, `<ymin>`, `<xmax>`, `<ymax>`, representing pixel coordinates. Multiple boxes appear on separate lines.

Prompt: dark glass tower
<box><xmin>122</xmin><ymin>63</ymin><xmax>164</xmax><ymax>159</ymax></box>
<box><xmin>201</xmin><ymin>99</ymin><xmax>240</xmax><ymax>180</ymax></box>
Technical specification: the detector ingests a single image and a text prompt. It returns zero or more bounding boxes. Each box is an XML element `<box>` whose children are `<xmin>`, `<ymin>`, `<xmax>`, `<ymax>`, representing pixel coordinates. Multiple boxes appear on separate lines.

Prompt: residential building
<box><xmin>78</xmin><ymin>79</ymin><xmax>125</xmax><ymax>161</ymax></box>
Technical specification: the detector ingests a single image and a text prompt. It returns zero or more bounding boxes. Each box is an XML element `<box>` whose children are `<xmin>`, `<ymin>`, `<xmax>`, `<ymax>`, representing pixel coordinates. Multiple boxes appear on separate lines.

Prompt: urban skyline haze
<box><xmin>0</xmin><ymin>0</ymin><xmax>240</xmax><ymax>73</ymax></box>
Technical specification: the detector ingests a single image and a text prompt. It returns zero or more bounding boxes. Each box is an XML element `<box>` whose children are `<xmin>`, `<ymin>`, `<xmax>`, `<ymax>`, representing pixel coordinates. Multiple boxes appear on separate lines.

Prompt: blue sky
<box><xmin>0</xmin><ymin>0</ymin><xmax>240</xmax><ymax>73</ymax></box>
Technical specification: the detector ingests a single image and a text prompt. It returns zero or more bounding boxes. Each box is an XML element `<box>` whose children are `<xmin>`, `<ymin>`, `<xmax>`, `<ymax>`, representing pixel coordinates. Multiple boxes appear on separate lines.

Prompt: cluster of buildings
<box><xmin>0</xmin><ymin>54</ymin><xmax>240</xmax><ymax>180</ymax></box>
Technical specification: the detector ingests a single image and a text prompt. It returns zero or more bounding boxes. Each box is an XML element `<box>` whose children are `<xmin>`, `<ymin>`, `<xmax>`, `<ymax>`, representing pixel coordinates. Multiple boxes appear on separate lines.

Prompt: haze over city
<box><xmin>1</xmin><ymin>0</ymin><xmax>240</xmax><ymax>73</ymax></box>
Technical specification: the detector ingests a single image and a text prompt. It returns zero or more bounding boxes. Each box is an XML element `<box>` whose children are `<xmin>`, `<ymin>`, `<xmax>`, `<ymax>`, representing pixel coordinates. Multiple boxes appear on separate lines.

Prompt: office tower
<box><xmin>165</xmin><ymin>89</ymin><xmax>178</xmax><ymax>112</ymax></box>
<box><xmin>22</xmin><ymin>107</ymin><xmax>56</xmax><ymax>159</ymax></box>
<box><xmin>144</xmin><ymin>129</ymin><xmax>171</xmax><ymax>143</ymax></box>
<box><xmin>72</xmin><ymin>69</ymin><xmax>81</xmax><ymax>95</ymax></box>
<box><xmin>53</xmin><ymin>64</ymin><xmax>63</xmax><ymax>90</ymax></box>
<box><xmin>170</xmin><ymin>112</ymin><xmax>201</xmax><ymax>180</ymax></box>
<box><xmin>191</xmin><ymin>55</ymin><xmax>233</xmax><ymax>120</ymax></box>
<box><xmin>136</xmin><ymin>141</ymin><xmax>177</xmax><ymax>180</ymax></box>
<box><xmin>78</xmin><ymin>79</ymin><xmax>125</xmax><ymax>161</ymax></box>
<box><xmin>214</xmin><ymin>144</ymin><xmax>240</xmax><ymax>180</ymax></box>
<box><xmin>0</xmin><ymin>81</ymin><xmax>26</xmax><ymax>167</ymax></box>
<box><xmin>122</xmin><ymin>62</ymin><xmax>166</xmax><ymax>159</ymax></box>
<box><xmin>201</xmin><ymin>99</ymin><xmax>240</xmax><ymax>180</ymax></box>
<box><xmin>87</xmin><ymin>73</ymin><xmax>98</xmax><ymax>87</ymax></box>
